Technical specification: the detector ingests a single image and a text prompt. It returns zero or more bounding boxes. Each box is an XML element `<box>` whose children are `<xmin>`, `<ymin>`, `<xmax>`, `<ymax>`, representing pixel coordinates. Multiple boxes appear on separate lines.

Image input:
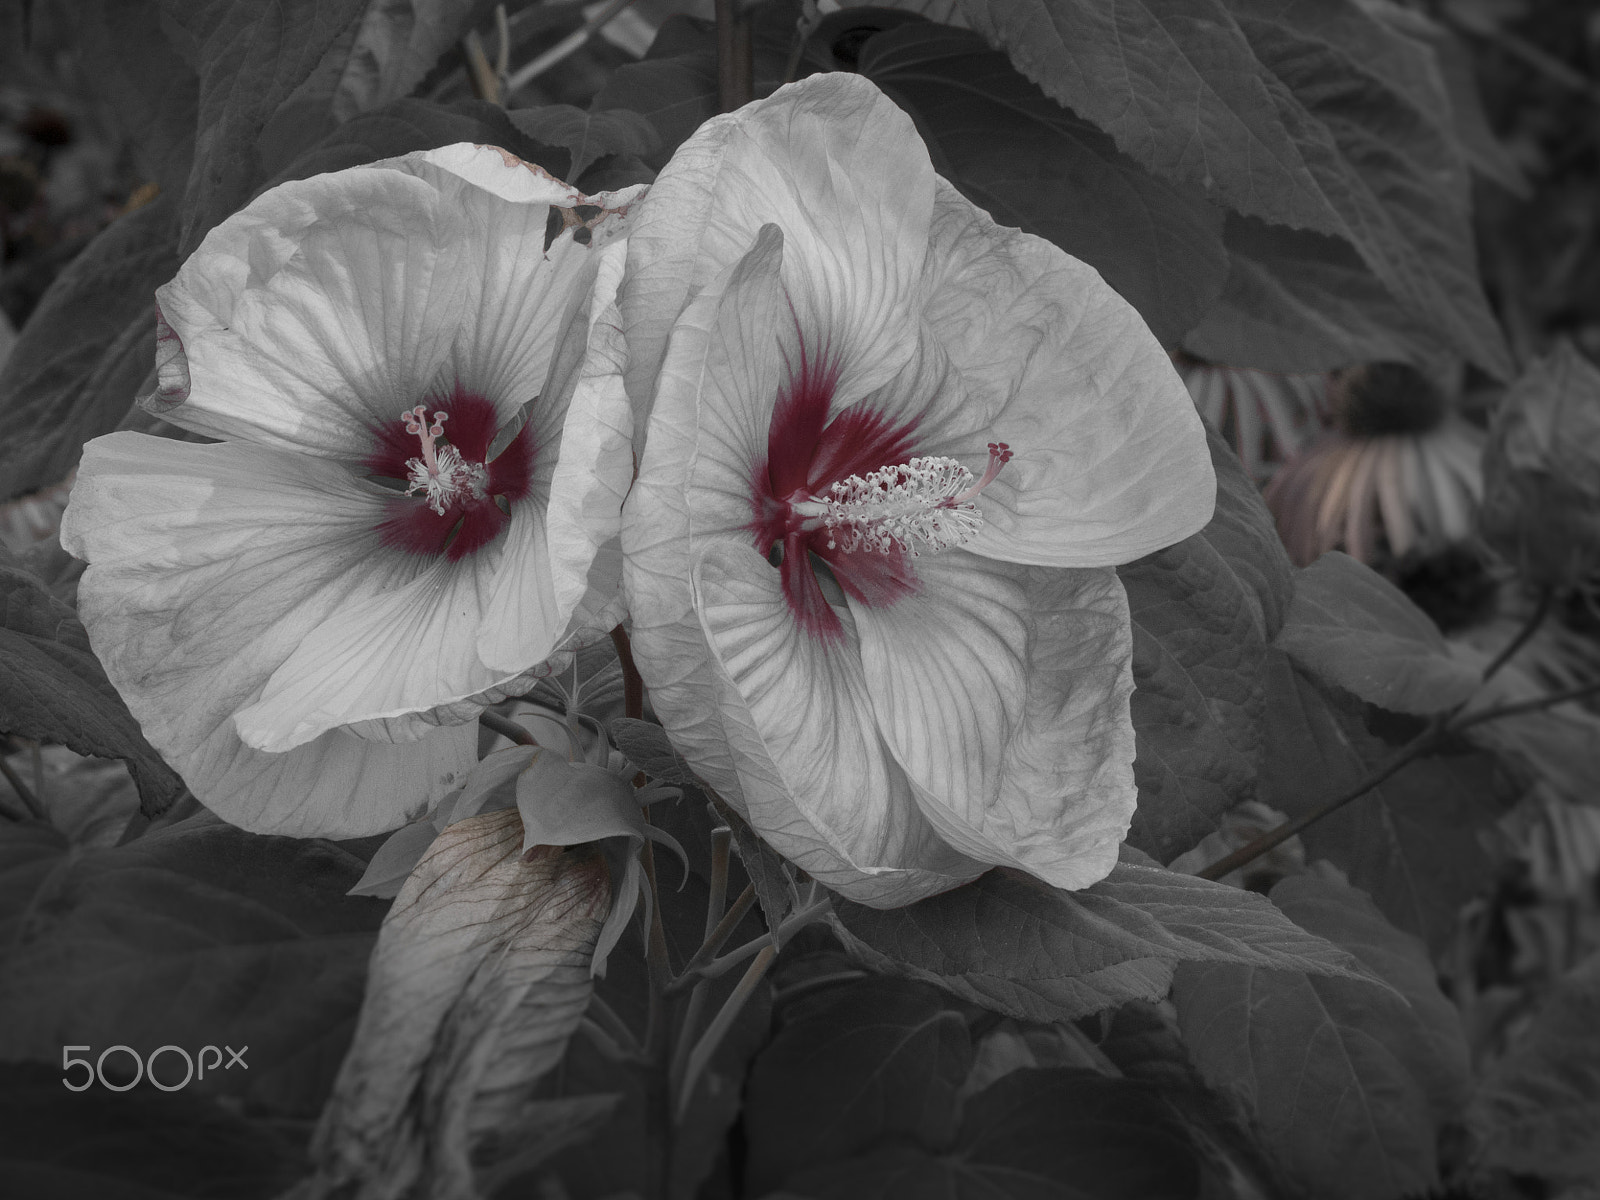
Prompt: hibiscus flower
<box><xmin>60</xmin><ymin>145</ymin><xmax>641</xmax><ymax>837</ymax></box>
<box><xmin>619</xmin><ymin>74</ymin><xmax>1216</xmax><ymax>906</ymax></box>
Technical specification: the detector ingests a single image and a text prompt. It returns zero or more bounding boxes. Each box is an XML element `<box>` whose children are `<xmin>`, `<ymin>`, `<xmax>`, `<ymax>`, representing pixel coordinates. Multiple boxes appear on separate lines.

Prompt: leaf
<box><xmin>1274</xmin><ymin>551</ymin><xmax>1482</xmax><ymax>715</ymax></box>
<box><xmin>0</xmin><ymin>814</ymin><xmax>385</xmax><ymax>1116</ymax></box>
<box><xmin>1120</xmin><ymin>426</ymin><xmax>1293</xmax><ymax>861</ymax></box>
<box><xmin>71</xmin><ymin>0</ymin><xmax>200</xmax><ymax>195</ymax></box>
<box><xmin>786</xmin><ymin>1067</ymin><xmax>1201</xmax><ymax>1199</ymax></box>
<box><xmin>329</xmin><ymin>0</ymin><xmax>502</xmax><ymax>122</ymax></box>
<box><xmin>592</xmin><ymin>52</ymin><xmax>720</xmax><ymax>171</ymax></box>
<box><xmin>250</xmin><ymin>96</ymin><xmax>571</xmax><ymax>211</ymax></box>
<box><xmin>610</xmin><ymin>716</ymin><xmax>695</xmax><ymax>785</ymax></box>
<box><xmin>0</xmin><ymin>550</ymin><xmax>184</xmax><ymax>814</ymax></box>
<box><xmin>0</xmin><ymin>1063</ymin><xmax>301</xmax><ymax>1200</ymax></box>
<box><xmin>1171</xmin><ymin>875</ymin><xmax>1472</xmax><ymax>1200</ymax></box>
<box><xmin>955</xmin><ymin>0</ymin><xmax>1511</xmax><ymax>378</ymax></box>
<box><xmin>829</xmin><ymin>854</ymin><xmax>1372</xmax><ymax>1024</ymax></box>
<box><xmin>0</xmin><ymin>196</ymin><xmax>180</xmax><ymax>498</ymax></box>
<box><xmin>744</xmin><ymin>976</ymin><xmax>973</xmax><ymax>1195</ymax></box>
<box><xmin>1183</xmin><ymin>214</ymin><xmax>1451</xmax><ymax>376</ymax></box>
<box><xmin>157</xmin><ymin>0</ymin><xmax>370</xmax><ymax>251</ymax></box>
<box><xmin>1257</xmin><ymin>651</ymin><xmax>1508</xmax><ymax>952</ymax></box>
<box><xmin>306</xmin><ymin>810</ymin><xmax>611</xmax><ymax>1200</ymax></box>
<box><xmin>1473</xmin><ymin>950</ymin><xmax>1600</xmax><ymax>1183</ymax></box>
<box><xmin>507</xmin><ymin>105</ymin><xmax>662</xmax><ymax>184</ymax></box>
<box><xmin>857</xmin><ymin>22</ymin><xmax>1227</xmax><ymax>346</ymax></box>
<box><xmin>1479</xmin><ymin>342</ymin><xmax>1600</xmax><ymax>587</ymax></box>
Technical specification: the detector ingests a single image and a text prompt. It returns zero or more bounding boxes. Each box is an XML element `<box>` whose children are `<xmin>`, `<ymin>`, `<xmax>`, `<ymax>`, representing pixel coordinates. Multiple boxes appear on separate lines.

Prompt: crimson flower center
<box><xmin>365</xmin><ymin>387</ymin><xmax>535</xmax><ymax>563</ymax></box>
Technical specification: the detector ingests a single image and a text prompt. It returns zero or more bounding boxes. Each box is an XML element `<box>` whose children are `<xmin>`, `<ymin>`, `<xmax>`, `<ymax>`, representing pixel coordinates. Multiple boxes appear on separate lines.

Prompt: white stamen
<box><xmin>400</xmin><ymin>405</ymin><xmax>489</xmax><ymax>515</ymax></box>
<box><xmin>792</xmin><ymin>443</ymin><xmax>1013</xmax><ymax>557</ymax></box>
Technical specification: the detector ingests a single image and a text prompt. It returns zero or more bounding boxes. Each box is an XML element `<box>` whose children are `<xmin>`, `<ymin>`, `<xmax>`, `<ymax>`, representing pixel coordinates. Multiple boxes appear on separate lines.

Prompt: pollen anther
<box><xmin>399</xmin><ymin>405</ymin><xmax>488</xmax><ymax>515</ymax></box>
<box><xmin>792</xmin><ymin>443</ymin><xmax>1013</xmax><ymax>557</ymax></box>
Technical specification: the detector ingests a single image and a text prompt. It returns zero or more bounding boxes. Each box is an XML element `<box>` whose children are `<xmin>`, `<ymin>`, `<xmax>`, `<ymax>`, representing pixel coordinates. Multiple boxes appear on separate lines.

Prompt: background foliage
<box><xmin>1</xmin><ymin>0</ymin><xmax>1598</xmax><ymax>1198</ymax></box>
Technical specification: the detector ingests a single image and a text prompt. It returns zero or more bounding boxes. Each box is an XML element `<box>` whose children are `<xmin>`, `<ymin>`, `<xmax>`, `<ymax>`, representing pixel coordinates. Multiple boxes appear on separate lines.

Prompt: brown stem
<box><xmin>1198</xmin><ymin>673</ymin><xmax>1600</xmax><ymax>882</ymax></box>
<box><xmin>0</xmin><ymin>752</ymin><xmax>46</xmax><ymax>821</ymax></box>
<box><xmin>478</xmin><ymin>708</ymin><xmax>536</xmax><ymax>746</ymax></box>
<box><xmin>610</xmin><ymin>625</ymin><xmax>645</xmax><ymax>721</ymax></box>
<box><xmin>1480</xmin><ymin>586</ymin><xmax>1553</xmax><ymax>684</ymax></box>
<box><xmin>715</xmin><ymin>0</ymin><xmax>754</xmax><ymax>112</ymax></box>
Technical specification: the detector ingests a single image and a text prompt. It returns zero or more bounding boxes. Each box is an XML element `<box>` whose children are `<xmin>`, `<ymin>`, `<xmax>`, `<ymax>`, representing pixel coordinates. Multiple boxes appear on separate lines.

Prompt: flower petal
<box><xmin>910</xmin><ymin>178</ymin><xmax>1216</xmax><ymax>566</ymax></box>
<box><xmin>58</xmin><ymin>433</ymin><xmax>475</xmax><ymax>834</ymax></box>
<box><xmin>859</xmin><ymin>559</ymin><xmax>1137</xmax><ymax>889</ymax></box>
<box><xmin>693</xmin><ymin>541</ymin><xmax>982</xmax><ymax>905</ymax></box>
<box><xmin>620</xmin><ymin>73</ymin><xmax>936</xmax><ymax>438</ymax></box>
<box><xmin>150</xmin><ymin>147</ymin><xmax>605</xmax><ymax>460</ymax></box>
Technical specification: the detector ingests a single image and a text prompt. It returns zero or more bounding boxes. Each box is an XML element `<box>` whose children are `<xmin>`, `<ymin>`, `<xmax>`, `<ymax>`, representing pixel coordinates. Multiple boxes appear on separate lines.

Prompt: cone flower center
<box><xmin>365</xmin><ymin>387</ymin><xmax>535</xmax><ymax>562</ymax></box>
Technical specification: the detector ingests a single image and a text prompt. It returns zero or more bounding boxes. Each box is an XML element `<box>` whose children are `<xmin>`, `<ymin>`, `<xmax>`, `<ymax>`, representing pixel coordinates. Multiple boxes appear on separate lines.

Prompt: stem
<box><xmin>478</xmin><ymin>709</ymin><xmax>535</xmax><ymax>746</ymax></box>
<box><xmin>1454</xmin><ymin>677</ymin><xmax>1600</xmax><ymax>729</ymax></box>
<box><xmin>1198</xmin><ymin>673</ymin><xmax>1600</xmax><ymax>882</ymax></box>
<box><xmin>1480</xmin><ymin>587</ymin><xmax>1553</xmax><ymax>684</ymax></box>
<box><xmin>676</xmin><ymin>944</ymin><xmax>777</xmax><ymax>1120</ymax></box>
<box><xmin>505</xmin><ymin>0</ymin><xmax>641</xmax><ymax>94</ymax></box>
<box><xmin>640</xmin><ymin>839</ymin><xmax>673</xmax><ymax>1054</ymax></box>
<box><xmin>668</xmin><ymin>884</ymin><xmax>756</xmax><ymax>992</ymax></box>
<box><xmin>0</xmin><ymin>752</ymin><xmax>47</xmax><ymax>821</ymax></box>
<box><xmin>715</xmin><ymin>0</ymin><xmax>754</xmax><ymax>112</ymax></box>
<box><xmin>587</xmin><ymin>993</ymin><xmax>642</xmax><ymax>1057</ymax></box>
<box><xmin>674</xmin><ymin>898</ymin><xmax>832</xmax><ymax>988</ymax></box>
<box><xmin>706</xmin><ymin>827</ymin><xmax>732</xmax><ymax>940</ymax></box>
<box><xmin>610</xmin><ymin>625</ymin><xmax>645</xmax><ymax>722</ymax></box>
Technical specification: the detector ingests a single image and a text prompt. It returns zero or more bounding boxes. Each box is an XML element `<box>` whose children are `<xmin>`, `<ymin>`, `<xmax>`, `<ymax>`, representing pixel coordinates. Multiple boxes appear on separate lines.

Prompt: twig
<box><xmin>1198</xmin><ymin>674</ymin><xmax>1600</xmax><ymax>882</ymax></box>
<box><xmin>672</xmin><ymin>897</ymin><xmax>832</xmax><ymax>988</ymax></box>
<box><xmin>0</xmin><ymin>752</ymin><xmax>47</xmax><ymax>821</ymax></box>
<box><xmin>666</xmin><ymin>884</ymin><xmax>756</xmax><ymax>992</ymax></box>
<box><xmin>715</xmin><ymin>0</ymin><xmax>754</xmax><ymax>112</ymax></box>
<box><xmin>505</xmin><ymin>0</ymin><xmax>641</xmax><ymax>93</ymax></box>
<box><xmin>1480</xmin><ymin>586</ymin><xmax>1553</xmax><ymax>683</ymax></box>
<box><xmin>675</xmin><ymin>944</ymin><xmax>776</xmax><ymax>1120</ymax></box>
<box><xmin>479</xmin><ymin>708</ymin><xmax>537</xmax><ymax>746</ymax></box>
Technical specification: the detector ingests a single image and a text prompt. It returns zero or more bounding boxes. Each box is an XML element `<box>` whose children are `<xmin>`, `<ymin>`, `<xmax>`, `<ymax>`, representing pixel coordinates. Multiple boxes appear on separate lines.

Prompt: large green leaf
<box><xmin>954</xmin><ymin>0</ymin><xmax>1510</xmax><ymax>378</ymax></box>
<box><xmin>1183</xmin><ymin>215</ymin><xmax>1450</xmax><ymax>375</ymax></box>
<box><xmin>0</xmin><ymin>815</ymin><xmax>385</xmax><ymax>1116</ymax></box>
<box><xmin>1172</xmin><ymin>875</ymin><xmax>1471</xmax><ymax>1200</ymax></box>
<box><xmin>1257</xmin><ymin>651</ymin><xmax>1508</xmax><ymax>952</ymax></box>
<box><xmin>829</xmin><ymin>854</ymin><xmax>1371</xmax><ymax>1024</ymax></box>
<box><xmin>1121</xmin><ymin>427</ymin><xmax>1293</xmax><ymax>861</ymax></box>
<box><xmin>744</xmin><ymin>976</ymin><xmax>973</xmax><ymax>1195</ymax></box>
<box><xmin>857</xmin><ymin>22</ymin><xmax>1227</xmax><ymax>346</ymax></box>
<box><xmin>0</xmin><ymin>1063</ymin><xmax>300</xmax><ymax>1200</ymax></box>
<box><xmin>507</xmin><ymin>105</ymin><xmax>662</xmax><ymax>184</ymax></box>
<box><xmin>1473</xmin><ymin>950</ymin><xmax>1600</xmax><ymax>1184</ymax></box>
<box><xmin>0</xmin><ymin>551</ymin><xmax>183</xmax><ymax>814</ymax></box>
<box><xmin>785</xmin><ymin>1067</ymin><xmax>1201</xmax><ymax>1199</ymax></box>
<box><xmin>0</xmin><ymin>197</ymin><xmax>179</xmax><ymax>499</ymax></box>
<box><xmin>157</xmin><ymin>0</ymin><xmax>370</xmax><ymax>251</ymax></box>
<box><xmin>1274</xmin><ymin>551</ymin><xmax>1482</xmax><ymax>715</ymax></box>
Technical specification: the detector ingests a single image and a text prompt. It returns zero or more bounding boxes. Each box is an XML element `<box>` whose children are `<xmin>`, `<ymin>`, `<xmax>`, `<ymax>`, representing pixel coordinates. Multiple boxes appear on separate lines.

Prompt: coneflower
<box><xmin>1264</xmin><ymin>362</ymin><xmax>1484</xmax><ymax>567</ymax></box>
<box><xmin>1174</xmin><ymin>354</ymin><xmax>1326</xmax><ymax>482</ymax></box>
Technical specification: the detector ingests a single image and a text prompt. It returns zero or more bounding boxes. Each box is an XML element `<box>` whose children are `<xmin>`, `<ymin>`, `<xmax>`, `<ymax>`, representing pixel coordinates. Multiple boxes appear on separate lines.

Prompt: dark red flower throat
<box><xmin>749</xmin><ymin>343</ymin><xmax>922</xmax><ymax>643</ymax></box>
<box><xmin>365</xmin><ymin>385</ymin><xmax>535</xmax><ymax>561</ymax></box>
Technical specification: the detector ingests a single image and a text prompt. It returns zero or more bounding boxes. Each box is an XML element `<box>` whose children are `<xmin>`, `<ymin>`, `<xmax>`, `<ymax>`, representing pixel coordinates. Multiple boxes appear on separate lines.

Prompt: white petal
<box><xmin>912</xmin><ymin>178</ymin><xmax>1216</xmax><ymax>566</ymax></box>
<box><xmin>620</xmin><ymin>73</ymin><xmax>935</xmax><ymax>439</ymax></box>
<box><xmin>693</xmin><ymin>541</ymin><xmax>982</xmax><ymax>905</ymax></box>
<box><xmin>862</xmin><ymin>561</ymin><xmax>1137</xmax><ymax>889</ymax></box>
<box><xmin>59</xmin><ymin>432</ymin><xmax>475</xmax><ymax>834</ymax></box>
<box><xmin>150</xmin><ymin>153</ymin><xmax>605</xmax><ymax>459</ymax></box>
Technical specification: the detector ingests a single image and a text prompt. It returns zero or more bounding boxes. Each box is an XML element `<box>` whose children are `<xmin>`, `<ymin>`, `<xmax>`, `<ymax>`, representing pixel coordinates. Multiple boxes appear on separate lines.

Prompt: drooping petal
<box><xmin>149</xmin><ymin>145</ymin><xmax>607</xmax><ymax>460</ymax></box>
<box><xmin>910</xmin><ymin>177</ymin><xmax>1216</xmax><ymax>567</ymax></box>
<box><xmin>622</xmin><ymin>228</ymin><xmax>791</xmax><ymax>812</ymax></box>
<box><xmin>693</xmin><ymin>542</ymin><xmax>982</xmax><ymax>906</ymax></box>
<box><xmin>869</xmin><ymin>564</ymin><xmax>1138</xmax><ymax>889</ymax></box>
<box><xmin>58</xmin><ymin>433</ymin><xmax>476</xmax><ymax>834</ymax></box>
<box><xmin>619</xmin><ymin>72</ymin><xmax>936</xmax><ymax>438</ymax></box>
